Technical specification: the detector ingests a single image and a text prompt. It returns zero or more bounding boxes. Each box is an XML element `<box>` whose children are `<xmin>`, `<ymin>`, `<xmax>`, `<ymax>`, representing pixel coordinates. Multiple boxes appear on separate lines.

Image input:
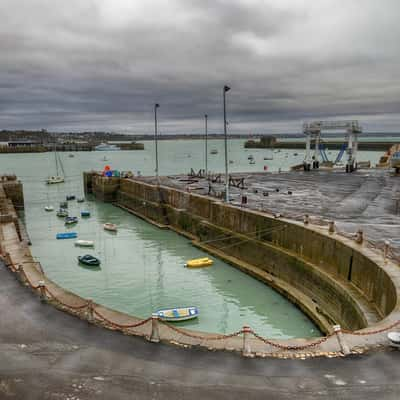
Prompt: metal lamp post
<box><xmin>204</xmin><ymin>114</ymin><xmax>208</xmax><ymax>176</ymax></box>
<box><xmin>154</xmin><ymin>103</ymin><xmax>160</xmax><ymax>182</ymax></box>
<box><xmin>223</xmin><ymin>85</ymin><xmax>230</xmax><ymax>202</ymax></box>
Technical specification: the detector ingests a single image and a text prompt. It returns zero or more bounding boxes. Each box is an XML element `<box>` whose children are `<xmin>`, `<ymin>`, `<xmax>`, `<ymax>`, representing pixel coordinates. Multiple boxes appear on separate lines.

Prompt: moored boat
<box><xmin>80</xmin><ymin>210</ymin><xmax>90</xmax><ymax>217</ymax></box>
<box><xmin>78</xmin><ymin>254</ymin><xmax>101</xmax><ymax>266</ymax></box>
<box><xmin>77</xmin><ymin>197</ymin><xmax>85</xmax><ymax>203</ymax></box>
<box><xmin>66</xmin><ymin>195</ymin><xmax>76</xmax><ymax>201</ymax></box>
<box><xmin>65</xmin><ymin>216</ymin><xmax>78</xmax><ymax>225</ymax></box>
<box><xmin>46</xmin><ymin>176</ymin><xmax>64</xmax><ymax>184</ymax></box>
<box><xmin>210</xmin><ymin>149</ymin><xmax>218</xmax><ymax>155</ymax></box>
<box><xmin>103</xmin><ymin>222</ymin><xmax>117</xmax><ymax>232</ymax></box>
<box><xmin>57</xmin><ymin>209</ymin><xmax>68</xmax><ymax>217</ymax></box>
<box><xmin>75</xmin><ymin>240</ymin><xmax>94</xmax><ymax>247</ymax></box>
<box><xmin>185</xmin><ymin>257</ymin><xmax>213</xmax><ymax>268</ymax></box>
<box><xmin>156</xmin><ymin>306</ymin><xmax>199</xmax><ymax>322</ymax></box>
<box><xmin>44</xmin><ymin>205</ymin><xmax>54</xmax><ymax>212</ymax></box>
<box><xmin>56</xmin><ymin>232</ymin><xmax>77</xmax><ymax>239</ymax></box>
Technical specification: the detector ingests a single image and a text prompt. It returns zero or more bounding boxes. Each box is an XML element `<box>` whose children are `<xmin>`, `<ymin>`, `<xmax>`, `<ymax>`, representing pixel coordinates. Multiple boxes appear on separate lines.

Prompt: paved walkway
<box><xmin>1</xmin><ymin>261</ymin><xmax>400</xmax><ymax>399</ymax></box>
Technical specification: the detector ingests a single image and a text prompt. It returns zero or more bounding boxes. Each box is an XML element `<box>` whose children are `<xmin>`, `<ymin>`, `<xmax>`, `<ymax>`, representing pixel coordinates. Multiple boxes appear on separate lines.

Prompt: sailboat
<box><xmin>46</xmin><ymin>144</ymin><xmax>65</xmax><ymax>184</ymax></box>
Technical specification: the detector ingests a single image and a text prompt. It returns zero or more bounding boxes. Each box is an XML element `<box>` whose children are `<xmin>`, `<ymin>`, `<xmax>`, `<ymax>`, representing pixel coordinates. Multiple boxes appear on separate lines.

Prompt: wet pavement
<box><xmin>151</xmin><ymin>168</ymin><xmax>400</xmax><ymax>259</ymax></box>
<box><xmin>2</xmin><ymin>259</ymin><xmax>400</xmax><ymax>399</ymax></box>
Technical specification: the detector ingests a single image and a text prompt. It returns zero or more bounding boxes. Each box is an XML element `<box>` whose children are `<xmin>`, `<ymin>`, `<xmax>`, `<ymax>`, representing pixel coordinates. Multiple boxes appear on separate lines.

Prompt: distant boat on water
<box><xmin>210</xmin><ymin>149</ymin><xmax>218</xmax><ymax>155</ymax></box>
<box><xmin>95</xmin><ymin>143</ymin><xmax>120</xmax><ymax>151</ymax></box>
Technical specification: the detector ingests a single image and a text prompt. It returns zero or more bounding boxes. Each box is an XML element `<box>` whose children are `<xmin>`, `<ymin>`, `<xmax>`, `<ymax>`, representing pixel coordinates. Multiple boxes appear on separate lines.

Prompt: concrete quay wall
<box><xmin>86</xmin><ymin>174</ymin><xmax>400</xmax><ymax>335</ymax></box>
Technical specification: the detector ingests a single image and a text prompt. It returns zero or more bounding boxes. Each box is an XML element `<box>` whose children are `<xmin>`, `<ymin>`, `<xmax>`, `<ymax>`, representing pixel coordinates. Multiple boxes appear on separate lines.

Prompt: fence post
<box><xmin>38</xmin><ymin>280</ymin><xmax>46</xmax><ymax>302</ymax></box>
<box><xmin>383</xmin><ymin>240</ymin><xmax>390</xmax><ymax>262</ymax></box>
<box><xmin>242</xmin><ymin>326</ymin><xmax>253</xmax><ymax>357</ymax></box>
<box><xmin>87</xmin><ymin>299</ymin><xmax>94</xmax><ymax>323</ymax></box>
<box><xmin>149</xmin><ymin>313</ymin><xmax>160</xmax><ymax>343</ymax></box>
<box><xmin>333</xmin><ymin>325</ymin><xmax>350</xmax><ymax>355</ymax></box>
<box><xmin>328</xmin><ymin>221</ymin><xmax>335</xmax><ymax>234</ymax></box>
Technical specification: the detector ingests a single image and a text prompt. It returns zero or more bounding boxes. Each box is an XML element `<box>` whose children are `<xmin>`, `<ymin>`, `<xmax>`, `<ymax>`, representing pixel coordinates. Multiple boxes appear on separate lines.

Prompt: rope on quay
<box><xmin>93</xmin><ymin>308</ymin><xmax>152</xmax><ymax>329</ymax></box>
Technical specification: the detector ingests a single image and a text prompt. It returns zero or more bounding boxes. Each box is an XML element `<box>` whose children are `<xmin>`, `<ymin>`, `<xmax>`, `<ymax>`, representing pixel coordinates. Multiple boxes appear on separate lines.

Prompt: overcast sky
<box><xmin>1</xmin><ymin>0</ymin><xmax>399</xmax><ymax>134</ymax></box>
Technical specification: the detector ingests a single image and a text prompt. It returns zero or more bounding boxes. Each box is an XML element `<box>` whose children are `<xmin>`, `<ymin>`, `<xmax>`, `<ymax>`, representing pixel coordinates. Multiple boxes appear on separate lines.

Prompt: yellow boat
<box><xmin>185</xmin><ymin>257</ymin><xmax>213</xmax><ymax>268</ymax></box>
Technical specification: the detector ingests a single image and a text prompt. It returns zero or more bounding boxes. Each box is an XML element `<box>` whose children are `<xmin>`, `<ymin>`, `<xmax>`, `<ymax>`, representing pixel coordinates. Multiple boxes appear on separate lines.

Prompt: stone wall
<box><xmin>88</xmin><ymin>175</ymin><xmax>399</xmax><ymax>333</ymax></box>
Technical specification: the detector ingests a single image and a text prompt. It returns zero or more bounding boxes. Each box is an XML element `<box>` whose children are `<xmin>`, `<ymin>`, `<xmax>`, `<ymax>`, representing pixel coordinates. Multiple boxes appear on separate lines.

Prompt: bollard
<box><xmin>242</xmin><ymin>326</ymin><xmax>253</xmax><ymax>357</ymax></box>
<box><xmin>38</xmin><ymin>280</ymin><xmax>47</xmax><ymax>302</ymax></box>
<box><xmin>328</xmin><ymin>221</ymin><xmax>335</xmax><ymax>234</ymax></box>
<box><xmin>87</xmin><ymin>299</ymin><xmax>94</xmax><ymax>323</ymax></box>
<box><xmin>355</xmin><ymin>229</ymin><xmax>363</xmax><ymax>244</ymax></box>
<box><xmin>383</xmin><ymin>240</ymin><xmax>390</xmax><ymax>262</ymax></box>
<box><xmin>333</xmin><ymin>325</ymin><xmax>350</xmax><ymax>355</ymax></box>
<box><xmin>303</xmin><ymin>214</ymin><xmax>309</xmax><ymax>225</ymax></box>
<box><xmin>4</xmin><ymin>252</ymin><xmax>12</xmax><ymax>266</ymax></box>
<box><xmin>149</xmin><ymin>313</ymin><xmax>160</xmax><ymax>343</ymax></box>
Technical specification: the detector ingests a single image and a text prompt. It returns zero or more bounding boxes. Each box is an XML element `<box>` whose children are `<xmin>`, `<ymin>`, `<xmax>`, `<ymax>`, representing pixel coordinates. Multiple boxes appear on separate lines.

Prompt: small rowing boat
<box><xmin>156</xmin><ymin>306</ymin><xmax>199</xmax><ymax>322</ymax></box>
<box><xmin>80</xmin><ymin>210</ymin><xmax>90</xmax><ymax>217</ymax></box>
<box><xmin>56</xmin><ymin>232</ymin><xmax>77</xmax><ymax>239</ymax></box>
<box><xmin>78</xmin><ymin>254</ymin><xmax>100</xmax><ymax>266</ymax></box>
<box><xmin>185</xmin><ymin>257</ymin><xmax>213</xmax><ymax>268</ymax></box>
<box><xmin>57</xmin><ymin>209</ymin><xmax>68</xmax><ymax>217</ymax></box>
<box><xmin>66</xmin><ymin>195</ymin><xmax>76</xmax><ymax>201</ymax></box>
<box><xmin>75</xmin><ymin>240</ymin><xmax>94</xmax><ymax>247</ymax></box>
<box><xmin>77</xmin><ymin>197</ymin><xmax>85</xmax><ymax>203</ymax></box>
<box><xmin>44</xmin><ymin>205</ymin><xmax>54</xmax><ymax>212</ymax></box>
<box><xmin>65</xmin><ymin>216</ymin><xmax>78</xmax><ymax>225</ymax></box>
<box><xmin>103</xmin><ymin>222</ymin><xmax>117</xmax><ymax>232</ymax></box>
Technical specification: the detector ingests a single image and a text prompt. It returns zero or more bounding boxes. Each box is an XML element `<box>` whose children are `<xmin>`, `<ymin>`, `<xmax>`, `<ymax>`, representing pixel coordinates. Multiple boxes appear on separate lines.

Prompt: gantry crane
<box><xmin>303</xmin><ymin>120</ymin><xmax>362</xmax><ymax>173</ymax></box>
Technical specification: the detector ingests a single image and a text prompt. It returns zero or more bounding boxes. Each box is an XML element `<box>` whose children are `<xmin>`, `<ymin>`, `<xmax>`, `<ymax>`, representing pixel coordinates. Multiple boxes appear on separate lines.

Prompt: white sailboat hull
<box><xmin>46</xmin><ymin>176</ymin><xmax>64</xmax><ymax>184</ymax></box>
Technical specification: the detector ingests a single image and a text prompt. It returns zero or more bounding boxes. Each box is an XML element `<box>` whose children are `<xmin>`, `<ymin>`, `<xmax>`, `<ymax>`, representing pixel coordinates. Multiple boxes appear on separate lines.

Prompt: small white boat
<box><xmin>249</xmin><ymin>159</ymin><xmax>256</xmax><ymax>165</ymax></box>
<box><xmin>46</xmin><ymin>176</ymin><xmax>64</xmax><ymax>184</ymax></box>
<box><xmin>75</xmin><ymin>240</ymin><xmax>94</xmax><ymax>247</ymax></box>
<box><xmin>156</xmin><ymin>306</ymin><xmax>199</xmax><ymax>322</ymax></box>
<box><xmin>103</xmin><ymin>223</ymin><xmax>117</xmax><ymax>232</ymax></box>
<box><xmin>44</xmin><ymin>205</ymin><xmax>54</xmax><ymax>212</ymax></box>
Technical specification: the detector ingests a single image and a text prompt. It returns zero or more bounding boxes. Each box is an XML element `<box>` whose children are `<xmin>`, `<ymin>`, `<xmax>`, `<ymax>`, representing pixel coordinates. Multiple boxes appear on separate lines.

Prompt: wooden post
<box><xmin>333</xmin><ymin>325</ymin><xmax>350</xmax><ymax>355</ymax></box>
<box><xmin>38</xmin><ymin>280</ymin><xmax>46</xmax><ymax>302</ymax></box>
<box><xmin>303</xmin><ymin>214</ymin><xmax>309</xmax><ymax>225</ymax></box>
<box><xmin>328</xmin><ymin>220</ymin><xmax>335</xmax><ymax>234</ymax></box>
<box><xmin>149</xmin><ymin>313</ymin><xmax>160</xmax><ymax>343</ymax></box>
<box><xmin>87</xmin><ymin>299</ymin><xmax>94</xmax><ymax>323</ymax></box>
<box><xmin>242</xmin><ymin>326</ymin><xmax>253</xmax><ymax>357</ymax></box>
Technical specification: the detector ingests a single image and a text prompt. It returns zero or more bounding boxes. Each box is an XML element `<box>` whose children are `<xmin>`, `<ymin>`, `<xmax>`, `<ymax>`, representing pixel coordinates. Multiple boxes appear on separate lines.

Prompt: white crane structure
<box><xmin>303</xmin><ymin>120</ymin><xmax>362</xmax><ymax>173</ymax></box>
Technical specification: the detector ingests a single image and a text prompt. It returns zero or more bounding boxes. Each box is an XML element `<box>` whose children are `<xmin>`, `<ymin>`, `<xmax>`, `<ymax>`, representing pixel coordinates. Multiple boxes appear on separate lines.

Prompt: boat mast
<box><xmin>54</xmin><ymin>143</ymin><xmax>59</xmax><ymax>176</ymax></box>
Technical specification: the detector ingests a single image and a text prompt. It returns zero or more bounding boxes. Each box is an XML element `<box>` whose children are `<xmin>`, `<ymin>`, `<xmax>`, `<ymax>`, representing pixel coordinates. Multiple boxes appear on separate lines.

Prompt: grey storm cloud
<box><xmin>0</xmin><ymin>0</ymin><xmax>400</xmax><ymax>133</ymax></box>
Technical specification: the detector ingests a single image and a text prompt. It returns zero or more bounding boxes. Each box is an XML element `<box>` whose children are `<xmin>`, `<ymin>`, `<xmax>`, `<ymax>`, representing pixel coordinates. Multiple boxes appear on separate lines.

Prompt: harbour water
<box><xmin>0</xmin><ymin>140</ymin><xmax>382</xmax><ymax>338</ymax></box>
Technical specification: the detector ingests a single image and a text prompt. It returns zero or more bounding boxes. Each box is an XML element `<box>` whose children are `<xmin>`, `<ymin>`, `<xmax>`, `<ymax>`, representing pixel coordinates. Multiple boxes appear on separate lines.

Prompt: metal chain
<box><xmin>161</xmin><ymin>321</ymin><xmax>243</xmax><ymax>340</ymax></box>
<box><xmin>44</xmin><ymin>286</ymin><xmax>89</xmax><ymax>310</ymax></box>
<box><xmin>251</xmin><ymin>330</ymin><xmax>334</xmax><ymax>350</ymax></box>
<box><xmin>93</xmin><ymin>309</ymin><xmax>152</xmax><ymax>329</ymax></box>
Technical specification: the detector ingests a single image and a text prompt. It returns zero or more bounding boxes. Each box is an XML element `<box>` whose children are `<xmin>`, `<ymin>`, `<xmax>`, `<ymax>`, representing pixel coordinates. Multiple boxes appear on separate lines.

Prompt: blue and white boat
<box><xmin>156</xmin><ymin>306</ymin><xmax>199</xmax><ymax>322</ymax></box>
<box><xmin>56</xmin><ymin>232</ymin><xmax>78</xmax><ymax>240</ymax></box>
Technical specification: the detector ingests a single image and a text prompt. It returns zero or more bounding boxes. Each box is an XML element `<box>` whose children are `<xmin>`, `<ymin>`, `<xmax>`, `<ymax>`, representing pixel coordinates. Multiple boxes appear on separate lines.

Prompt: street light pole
<box><xmin>154</xmin><ymin>103</ymin><xmax>160</xmax><ymax>182</ymax></box>
<box><xmin>223</xmin><ymin>85</ymin><xmax>230</xmax><ymax>202</ymax></box>
<box><xmin>204</xmin><ymin>114</ymin><xmax>208</xmax><ymax>177</ymax></box>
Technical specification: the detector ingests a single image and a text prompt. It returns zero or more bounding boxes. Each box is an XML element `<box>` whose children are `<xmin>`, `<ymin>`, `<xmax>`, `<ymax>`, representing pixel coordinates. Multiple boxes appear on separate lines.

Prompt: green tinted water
<box><xmin>1</xmin><ymin>140</ymin><xmax>380</xmax><ymax>337</ymax></box>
